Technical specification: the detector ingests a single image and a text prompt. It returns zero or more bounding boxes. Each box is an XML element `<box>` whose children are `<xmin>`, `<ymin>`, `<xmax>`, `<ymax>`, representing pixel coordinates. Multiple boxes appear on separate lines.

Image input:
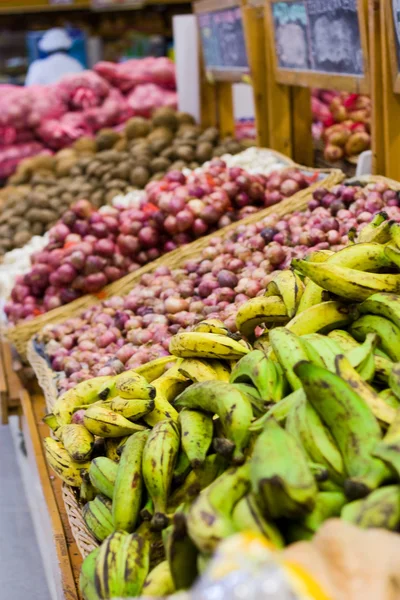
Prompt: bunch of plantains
<box><xmin>43</xmin><ymin>214</ymin><xmax>400</xmax><ymax>599</ymax></box>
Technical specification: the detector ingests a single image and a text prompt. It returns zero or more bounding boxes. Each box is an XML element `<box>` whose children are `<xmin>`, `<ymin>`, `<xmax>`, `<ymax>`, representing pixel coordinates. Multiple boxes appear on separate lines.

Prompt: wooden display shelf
<box><xmin>0</xmin><ymin>0</ymin><xmax>89</xmax><ymax>14</ymax></box>
<box><xmin>0</xmin><ymin>0</ymin><xmax>188</xmax><ymax>13</ymax></box>
<box><xmin>0</xmin><ymin>337</ymin><xmax>24</xmax><ymax>424</ymax></box>
<box><xmin>20</xmin><ymin>389</ymin><xmax>82</xmax><ymax>600</ymax></box>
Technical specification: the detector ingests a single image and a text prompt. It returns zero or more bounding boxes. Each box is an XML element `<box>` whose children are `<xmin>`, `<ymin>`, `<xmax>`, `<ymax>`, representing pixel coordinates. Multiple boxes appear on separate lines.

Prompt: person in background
<box><xmin>25</xmin><ymin>28</ymin><xmax>84</xmax><ymax>86</ymax></box>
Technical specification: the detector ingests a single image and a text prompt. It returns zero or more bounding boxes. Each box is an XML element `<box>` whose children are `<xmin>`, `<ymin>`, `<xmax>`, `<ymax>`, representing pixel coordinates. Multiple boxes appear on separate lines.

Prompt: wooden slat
<box><xmin>380</xmin><ymin>0</ymin><xmax>400</xmax><ymax>180</ymax></box>
<box><xmin>369</xmin><ymin>0</ymin><xmax>385</xmax><ymax>175</ymax></box>
<box><xmin>216</xmin><ymin>82</ymin><xmax>235</xmax><ymax>138</ymax></box>
<box><xmin>20</xmin><ymin>390</ymin><xmax>80</xmax><ymax>600</ymax></box>
<box><xmin>242</xmin><ymin>2</ymin><xmax>269</xmax><ymax>147</ymax></box>
<box><xmin>0</xmin><ymin>337</ymin><xmax>8</xmax><ymax>424</ymax></box>
<box><xmin>263</xmin><ymin>2</ymin><xmax>292</xmax><ymax>157</ymax></box>
<box><xmin>291</xmin><ymin>87</ymin><xmax>313</xmax><ymax>167</ymax></box>
<box><xmin>2</xmin><ymin>339</ymin><xmax>22</xmax><ymax>409</ymax></box>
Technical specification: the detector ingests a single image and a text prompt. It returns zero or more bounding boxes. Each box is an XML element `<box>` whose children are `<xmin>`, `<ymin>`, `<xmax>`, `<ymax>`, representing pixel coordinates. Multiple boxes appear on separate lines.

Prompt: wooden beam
<box><xmin>369</xmin><ymin>0</ymin><xmax>385</xmax><ymax>174</ymax></box>
<box><xmin>216</xmin><ymin>82</ymin><xmax>235</xmax><ymax>137</ymax></box>
<box><xmin>0</xmin><ymin>338</ymin><xmax>8</xmax><ymax>425</ymax></box>
<box><xmin>242</xmin><ymin>2</ymin><xmax>269</xmax><ymax>147</ymax></box>
<box><xmin>20</xmin><ymin>390</ymin><xmax>80</xmax><ymax>600</ymax></box>
<box><xmin>380</xmin><ymin>0</ymin><xmax>400</xmax><ymax>180</ymax></box>
<box><xmin>263</xmin><ymin>2</ymin><xmax>292</xmax><ymax>157</ymax></box>
<box><xmin>291</xmin><ymin>86</ymin><xmax>313</xmax><ymax>166</ymax></box>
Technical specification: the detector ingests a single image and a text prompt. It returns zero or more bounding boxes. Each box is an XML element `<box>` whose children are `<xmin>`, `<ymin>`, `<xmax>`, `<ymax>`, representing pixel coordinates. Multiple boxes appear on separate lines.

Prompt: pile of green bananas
<box><xmin>42</xmin><ymin>213</ymin><xmax>400</xmax><ymax>599</ymax></box>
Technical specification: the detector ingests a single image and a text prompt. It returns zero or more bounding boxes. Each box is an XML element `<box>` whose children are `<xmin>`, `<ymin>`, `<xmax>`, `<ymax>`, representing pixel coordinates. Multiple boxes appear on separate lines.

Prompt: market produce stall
<box><xmin>22</xmin><ymin>202</ymin><xmax>400</xmax><ymax>599</ymax></box>
<box><xmin>19</xmin><ymin>388</ymin><xmax>81</xmax><ymax>600</ymax></box>
<box><xmin>6</xmin><ymin>2</ymin><xmax>400</xmax><ymax>598</ymax></box>
<box><xmin>3</xmin><ymin>155</ymin><xmax>400</xmax><ymax>600</ymax></box>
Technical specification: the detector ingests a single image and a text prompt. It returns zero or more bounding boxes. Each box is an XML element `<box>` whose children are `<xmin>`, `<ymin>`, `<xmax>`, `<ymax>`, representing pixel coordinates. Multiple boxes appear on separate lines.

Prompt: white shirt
<box><xmin>25</xmin><ymin>52</ymin><xmax>84</xmax><ymax>86</ymax></box>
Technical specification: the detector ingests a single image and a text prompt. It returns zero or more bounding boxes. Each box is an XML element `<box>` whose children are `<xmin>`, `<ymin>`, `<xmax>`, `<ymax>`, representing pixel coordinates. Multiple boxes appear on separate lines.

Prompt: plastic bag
<box><xmin>57</xmin><ymin>70</ymin><xmax>110</xmax><ymax>110</ymax></box>
<box><xmin>84</xmin><ymin>88</ymin><xmax>133</xmax><ymax>131</ymax></box>
<box><xmin>188</xmin><ymin>533</ymin><xmax>326</xmax><ymax>600</ymax></box>
<box><xmin>94</xmin><ymin>57</ymin><xmax>176</xmax><ymax>92</ymax></box>
<box><xmin>36</xmin><ymin>112</ymin><xmax>91</xmax><ymax>149</ymax></box>
<box><xmin>127</xmin><ymin>83</ymin><xmax>177</xmax><ymax>118</ymax></box>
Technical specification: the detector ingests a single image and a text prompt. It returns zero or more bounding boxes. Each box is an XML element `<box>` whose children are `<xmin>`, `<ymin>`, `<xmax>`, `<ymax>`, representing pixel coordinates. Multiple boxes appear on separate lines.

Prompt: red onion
<box><xmin>165</xmin><ymin>170</ymin><xmax>186</xmax><ymax>184</ymax></box>
<box><xmin>65</xmin><ymin>233</ymin><xmax>81</xmax><ymax>246</ymax></box>
<box><xmin>62</xmin><ymin>211</ymin><xmax>77</xmax><ymax>227</ymax></box>
<box><xmin>163</xmin><ymin>215</ymin><xmax>178</xmax><ymax>235</ymax></box>
<box><xmin>98</xmin><ymin>331</ymin><xmax>117</xmax><ymax>348</ymax></box>
<box><xmin>116</xmin><ymin>235</ymin><xmax>140</xmax><ymax>256</ymax></box>
<box><xmin>84</xmin><ymin>273</ymin><xmax>108</xmax><ymax>293</ymax></box>
<box><xmin>138</xmin><ymin>227</ymin><xmax>159</xmax><ymax>248</ymax></box>
<box><xmin>68</xmin><ymin>250</ymin><xmax>85</xmax><ymax>270</ymax></box>
<box><xmin>50</xmin><ymin>223</ymin><xmax>70</xmax><ymax>243</ymax></box>
<box><xmin>217</xmin><ymin>270</ymin><xmax>238</xmax><ymax>288</ymax></box>
<box><xmin>56</xmin><ymin>264</ymin><xmax>77</xmax><ymax>284</ymax></box>
<box><xmin>73</xmin><ymin>220</ymin><xmax>89</xmax><ymax>237</ymax></box>
<box><xmin>72</xmin><ymin>199</ymin><xmax>93</xmax><ymax>218</ymax></box>
<box><xmin>85</xmin><ymin>255</ymin><xmax>107</xmax><ymax>275</ymax></box>
<box><xmin>95</xmin><ymin>238</ymin><xmax>115</xmax><ymax>257</ymax></box>
<box><xmin>90</xmin><ymin>222</ymin><xmax>108</xmax><ymax>238</ymax></box>
<box><xmin>60</xmin><ymin>288</ymin><xmax>80</xmax><ymax>304</ymax></box>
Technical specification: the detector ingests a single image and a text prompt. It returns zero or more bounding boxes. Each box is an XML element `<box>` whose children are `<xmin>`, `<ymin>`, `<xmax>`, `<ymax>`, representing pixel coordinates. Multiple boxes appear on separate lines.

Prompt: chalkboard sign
<box><xmin>266</xmin><ymin>0</ymin><xmax>369</xmax><ymax>93</ymax></box>
<box><xmin>386</xmin><ymin>0</ymin><xmax>400</xmax><ymax>93</ymax></box>
<box><xmin>272</xmin><ymin>1</ymin><xmax>311</xmax><ymax>70</ymax></box>
<box><xmin>194</xmin><ymin>0</ymin><xmax>249</xmax><ymax>81</ymax></box>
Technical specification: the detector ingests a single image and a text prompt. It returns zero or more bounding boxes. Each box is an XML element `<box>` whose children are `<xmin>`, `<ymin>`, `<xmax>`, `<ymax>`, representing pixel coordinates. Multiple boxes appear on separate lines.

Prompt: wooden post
<box><xmin>263</xmin><ymin>4</ymin><xmax>293</xmax><ymax>157</ymax></box>
<box><xmin>290</xmin><ymin>86</ymin><xmax>313</xmax><ymax>166</ymax></box>
<box><xmin>20</xmin><ymin>390</ymin><xmax>80</xmax><ymax>600</ymax></box>
<box><xmin>216</xmin><ymin>82</ymin><xmax>235</xmax><ymax>137</ymax></box>
<box><xmin>369</xmin><ymin>0</ymin><xmax>385</xmax><ymax>174</ymax></box>
<box><xmin>0</xmin><ymin>339</ymin><xmax>8</xmax><ymax>424</ymax></box>
<box><xmin>242</xmin><ymin>1</ymin><xmax>269</xmax><ymax>146</ymax></box>
<box><xmin>199</xmin><ymin>55</ymin><xmax>218</xmax><ymax>129</ymax></box>
<box><xmin>380</xmin><ymin>0</ymin><xmax>400</xmax><ymax>180</ymax></box>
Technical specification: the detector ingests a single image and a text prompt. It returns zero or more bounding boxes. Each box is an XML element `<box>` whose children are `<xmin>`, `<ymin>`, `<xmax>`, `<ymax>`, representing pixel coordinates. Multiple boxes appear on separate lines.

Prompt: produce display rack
<box><xmin>313</xmin><ymin>140</ymin><xmax>356</xmax><ymax>179</ymax></box>
<box><xmin>20</xmin><ymin>387</ymin><xmax>82</xmax><ymax>600</ymax></box>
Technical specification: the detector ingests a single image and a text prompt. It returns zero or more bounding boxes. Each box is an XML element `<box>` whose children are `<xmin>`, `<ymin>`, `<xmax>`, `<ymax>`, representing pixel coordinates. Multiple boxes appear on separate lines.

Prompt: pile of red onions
<box><xmin>5</xmin><ymin>161</ymin><xmax>312</xmax><ymax>324</ymax></box>
<box><xmin>37</xmin><ymin>181</ymin><xmax>400</xmax><ymax>392</ymax></box>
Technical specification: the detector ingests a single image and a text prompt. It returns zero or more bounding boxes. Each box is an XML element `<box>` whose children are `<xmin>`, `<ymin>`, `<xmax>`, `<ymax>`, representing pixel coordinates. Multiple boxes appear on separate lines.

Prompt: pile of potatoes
<box><xmin>0</xmin><ymin>108</ymin><xmax>246</xmax><ymax>255</ymax></box>
<box><xmin>322</xmin><ymin>94</ymin><xmax>371</xmax><ymax>163</ymax></box>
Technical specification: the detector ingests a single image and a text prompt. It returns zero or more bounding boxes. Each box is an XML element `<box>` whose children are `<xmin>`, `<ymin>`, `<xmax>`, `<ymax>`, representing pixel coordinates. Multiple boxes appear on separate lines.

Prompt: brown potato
<box><xmin>148</xmin><ymin>127</ymin><xmax>174</xmax><ymax>144</ymax></box>
<box><xmin>150</xmin><ymin>157</ymin><xmax>171</xmax><ymax>173</ymax></box>
<box><xmin>125</xmin><ymin>117</ymin><xmax>151</xmax><ymax>140</ymax></box>
<box><xmin>152</xmin><ymin>107</ymin><xmax>179</xmax><ymax>131</ymax></box>
<box><xmin>176</xmin><ymin>145</ymin><xmax>195</xmax><ymax>161</ymax></box>
<box><xmin>113</xmin><ymin>138</ymin><xmax>128</xmax><ymax>152</ymax></box>
<box><xmin>196</xmin><ymin>142</ymin><xmax>213</xmax><ymax>163</ymax></box>
<box><xmin>129</xmin><ymin>166</ymin><xmax>150</xmax><ymax>187</ymax></box>
<box><xmin>177</xmin><ymin>124</ymin><xmax>201</xmax><ymax>139</ymax></box>
<box><xmin>31</xmin><ymin>223</ymin><xmax>44</xmax><ymax>236</ymax></box>
<box><xmin>96</xmin><ymin>129</ymin><xmax>121</xmax><ymax>151</ymax></box>
<box><xmin>73</xmin><ymin>137</ymin><xmax>97</xmax><ymax>154</ymax></box>
<box><xmin>161</xmin><ymin>146</ymin><xmax>177</xmax><ymax>160</ymax></box>
<box><xmin>113</xmin><ymin>163</ymin><xmax>130</xmax><ymax>180</ymax></box>
<box><xmin>105</xmin><ymin>189</ymin><xmax>122</xmax><ymax>203</ymax></box>
<box><xmin>324</xmin><ymin>144</ymin><xmax>344</xmax><ymax>162</ymax></box>
<box><xmin>176</xmin><ymin>112</ymin><xmax>196</xmax><ymax>126</ymax></box>
<box><xmin>149</xmin><ymin>137</ymin><xmax>171</xmax><ymax>154</ymax></box>
<box><xmin>344</xmin><ymin>132</ymin><xmax>371</xmax><ymax>157</ymax></box>
<box><xmin>56</xmin><ymin>158</ymin><xmax>77</xmax><ymax>177</ymax></box>
<box><xmin>199</xmin><ymin>127</ymin><xmax>219</xmax><ymax>143</ymax></box>
<box><xmin>14</xmin><ymin>231</ymin><xmax>32</xmax><ymax>247</ymax></box>
<box><xmin>169</xmin><ymin>160</ymin><xmax>186</xmax><ymax>171</ymax></box>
